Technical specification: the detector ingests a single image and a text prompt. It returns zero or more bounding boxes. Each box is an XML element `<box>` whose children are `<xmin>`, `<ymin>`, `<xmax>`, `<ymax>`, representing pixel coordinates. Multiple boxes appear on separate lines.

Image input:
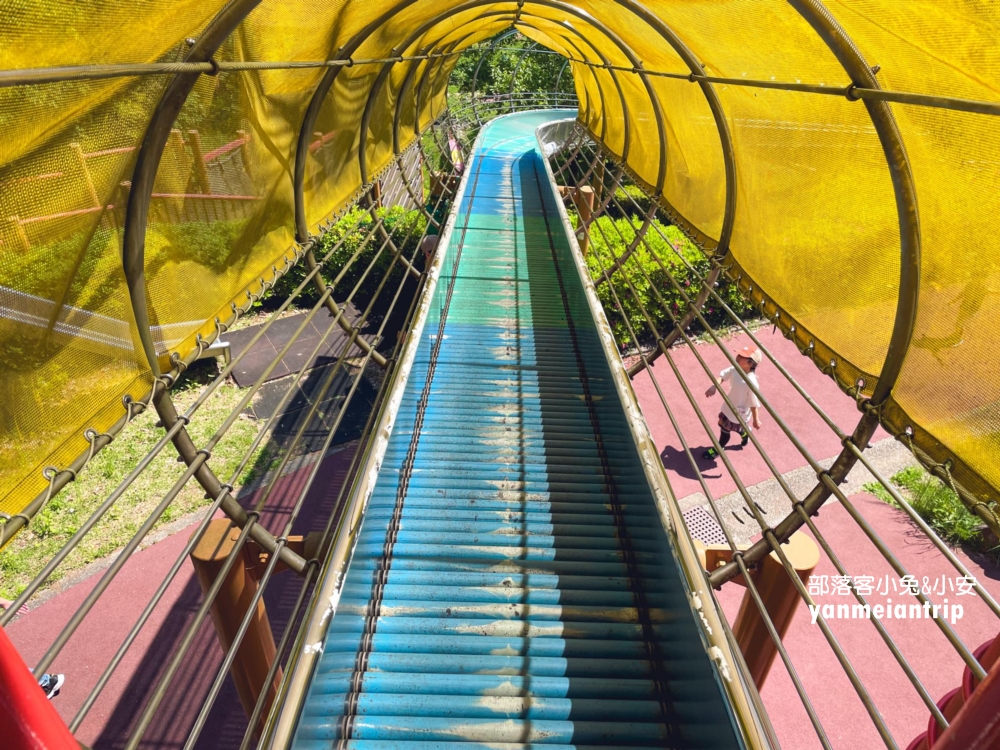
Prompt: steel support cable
<box><xmin>600</xmin><ymin>174</ymin><xmax>1000</xmax><ymax>616</ymax></box>
<box><xmin>116</xmin><ymin>0</ymin><xmax>324</xmax><ymax>577</ymax></box>
<box><xmin>237</xmin><ymin>284</ymin><xmax>421</xmax><ymax>750</ymax></box>
<box><xmin>564</xmin><ymin>142</ymin><xmax>937</xmax><ymax>629</ymax></box>
<box><xmin>588</xmin><ymin>213</ymin><xmax>945</xmax><ymax>742</ymax></box>
<box><xmin>35</xmin><ymin>224</ymin><xmax>399</xmax><ymax>680</ymax></box>
<box><xmin>139</xmin><ymin>173</ymin><xmax>451</xmax><ymax>741</ymax></box>
<box><xmin>264</xmin><ymin>134</ymin><xmax>524</xmax><ymax>746</ymax></box>
<box><xmin>1</xmin><ymin>206</ymin><xmax>365</xmax><ymax>562</ymax></box>
<box><xmin>589</xmin><ymin>202</ymin><xmax>987</xmax><ymax>689</ymax></box>
<box><xmin>181</xmin><ymin>236</ymin><xmax>425</xmax><ymax>750</ymax></box>
<box><xmin>493</xmin><ymin>55</ymin><xmax>1000</xmax><ymax>118</ymax></box>
<box><xmin>5</xmin><ymin>49</ymin><xmax>1000</xmax><ymax>119</ymax></box>
<box><xmin>569</xmin><ymin>182</ymin><xmax>835</xmax><ymax>749</ymax></box>
<box><xmin>577</xmin><ymin>189</ymin><xmax>898</xmax><ymax>748</ymax></box>
<box><xmin>560</xmin><ymin>139</ymin><xmax>717</xmax><ymax>371</ymax></box>
<box><xmin>337</xmin><ymin>153</ymin><xmax>482</xmax><ymax>747</ymax></box>
<box><xmin>392</xmin><ymin>51</ymin><xmax>455</xmax><ymax>228</ymax></box>
<box><xmin>0</xmin><ymin>52</ymin><xmax>467</xmax><ymax>87</ymax></box>
<box><xmin>0</xmin><ymin>224</ymin><xmax>323</xmax><ymax>549</ymax></box>
<box><xmin>120</xmin><ymin>164</ymin><xmax>455</xmax><ymax>750</ymax></box>
<box><xmin>146</xmin><ymin>213</ymin><xmax>394</xmax><ymax>578</ymax></box>
<box><xmin>0</xmin><ymin>416</ymin><xmax>188</xmax><ymax>626</ymax></box>
<box><xmin>69</xmin><ymin>162</ymin><xmax>459</xmax><ymax>733</ymax></box>
<box><xmin>567</xmin><ymin>154</ymin><xmax>987</xmax><ymax>684</ymax></box>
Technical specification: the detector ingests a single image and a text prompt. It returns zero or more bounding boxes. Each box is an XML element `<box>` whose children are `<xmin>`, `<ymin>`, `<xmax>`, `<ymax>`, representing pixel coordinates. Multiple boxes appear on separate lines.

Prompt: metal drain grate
<box><xmin>682</xmin><ymin>505</ymin><xmax>729</xmax><ymax>545</ymax></box>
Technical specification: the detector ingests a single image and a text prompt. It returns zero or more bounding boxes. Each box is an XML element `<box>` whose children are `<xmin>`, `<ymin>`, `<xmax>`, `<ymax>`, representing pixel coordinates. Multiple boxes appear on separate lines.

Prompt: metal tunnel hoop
<box><xmin>712</xmin><ymin>0</ymin><xmax>923</xmax><ymax>585</ymax></box>
<box><xmin>787</xmin><ymin>0</ymin><xmax>920</xmax><ymax>407</ymax></box>
<box><xmin>120</xmin><ymin>0</ymin><xmax>308</xmax><ymax>576</ymax></box>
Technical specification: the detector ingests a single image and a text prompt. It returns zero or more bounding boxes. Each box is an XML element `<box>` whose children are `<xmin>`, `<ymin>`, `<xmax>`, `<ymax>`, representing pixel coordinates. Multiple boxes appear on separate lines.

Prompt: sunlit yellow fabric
<box><xmin>1</xmin><ymin>0</ymin><xmax>997</xmax><ymax>519</ymax></box>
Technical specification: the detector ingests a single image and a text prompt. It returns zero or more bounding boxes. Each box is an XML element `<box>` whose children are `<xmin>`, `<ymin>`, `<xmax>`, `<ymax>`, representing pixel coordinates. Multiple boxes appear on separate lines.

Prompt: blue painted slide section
<box><xmin>291</xmin><ymin>111</ymin><xmax>744</xmax><ymax>748</ymax></box>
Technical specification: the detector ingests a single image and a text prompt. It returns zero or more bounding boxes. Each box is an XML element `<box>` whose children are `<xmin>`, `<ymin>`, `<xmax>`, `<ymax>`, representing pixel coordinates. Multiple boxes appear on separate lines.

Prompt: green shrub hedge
<box><xmin>269</xmin><ymin>205</ymin><xmax>428</xmax><ymax>324</ymax></box>
<box><xmin>582</xmin><ymin>215</ymin><xmax>752</xmax><ymax>350</ymax></box>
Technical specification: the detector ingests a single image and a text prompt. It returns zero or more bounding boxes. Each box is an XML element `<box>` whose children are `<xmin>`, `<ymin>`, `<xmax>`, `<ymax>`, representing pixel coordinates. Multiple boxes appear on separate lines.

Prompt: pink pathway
<box><xmin>635</xmin><ymin>329</ymin><xmax>999</xmax><ymax>748</ymax></box>
<box><xmin>632</xmin><ymin>327</ymin><xmax>888</xmax><ymax>501</ymax></box>
<box><xmin>6</xmin><ymin>445</ymin><xmax>357</xmax><ymax>750</ymax></box>
<box><xmin>716</xmin><ymin>495</ymin><xmax>1000</xmax><ymax>750</ymax></box>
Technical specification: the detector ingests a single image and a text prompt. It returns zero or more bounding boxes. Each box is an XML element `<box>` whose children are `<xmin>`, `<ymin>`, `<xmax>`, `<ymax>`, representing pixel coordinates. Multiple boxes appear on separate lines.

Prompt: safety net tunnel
<box><xmin>2</xmin><ymin>2</ymin><xmax>1000</xmax><ymax>750</ymax></box>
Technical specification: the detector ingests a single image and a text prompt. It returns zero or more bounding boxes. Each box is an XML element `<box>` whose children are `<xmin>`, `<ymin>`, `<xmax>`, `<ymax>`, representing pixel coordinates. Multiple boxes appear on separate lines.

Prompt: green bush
<box><xmin>582</xmin><ymin>215</ymin><xmax>752</xmax><ymax>349</ymax></box>
<box><xmin>268</xmin><ymin>205</ymin><xmax>428</xmax><ymax>324</ymax></box>
<box><xmin>865</xmin><ymin>466</ymin><xmax>984</xmax><ymax>546</ymax></box>
<box><xmin>605</xmin><ymin>185</ymin><xmax>652</xmax><ymax>220</ymax></box>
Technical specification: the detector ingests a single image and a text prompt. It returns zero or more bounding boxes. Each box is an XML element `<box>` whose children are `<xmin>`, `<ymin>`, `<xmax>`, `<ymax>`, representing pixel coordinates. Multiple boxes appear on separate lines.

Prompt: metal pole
<box><xmin>613</xmin><ymin>0</ymin><xmax>736</xmax><ymax>260</ymax></box>
<box><xmin>788</xmin><ymin>0</ymin><xmax>920</xmax><ymax>407</ymax></box>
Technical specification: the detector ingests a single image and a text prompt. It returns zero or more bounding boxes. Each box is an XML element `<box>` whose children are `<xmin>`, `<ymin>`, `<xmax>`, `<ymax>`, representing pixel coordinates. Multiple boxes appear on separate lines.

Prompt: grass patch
<box><xmin>865</xmin><ymin>466</ymin><xmax>984</xmax><ymax>547</ymax></box>
<box><xmin>0</xmin><ymin>361</ymin><xmax>266</xmax><ymax>601</ymax></box>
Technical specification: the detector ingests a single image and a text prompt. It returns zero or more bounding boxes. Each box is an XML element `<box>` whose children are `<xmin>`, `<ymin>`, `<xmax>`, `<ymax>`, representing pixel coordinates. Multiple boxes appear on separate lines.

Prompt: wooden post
<box><xmin>186</xmin><ymin>129</ymin><xmax>212</xmax><ymax>195</ymax></box>
<box><xmin>237</xmin><ymin>129</ymin><xmax>252</xmax><ymax>179</ymax></box>
<box><xmin>372</xmin><ymin>178</ymin><xmax>383</xmax><ymax>209</ymax></box>
<box><xmin>575</xmin><ymin>186</ymin><xmax>595</xmax><ymax>255</ymax></box>
<box><xmin>698</xmin><ymin>532</ymin><xmax>819</xmax><ymax>689</ymax></box>
<box><xmin>6</xmin><ymin>217</ymin><xmax>31</xmax><ymax>252</ymax></box>
<box><xmin>70</xmin><ymin>142</ymin><xmax>102</xmax><ymax>208</ymax></box>
<box><xmin>189</xmin><ymin>519</ymin><xmax>280</xmax><ymax>728</ymax></box>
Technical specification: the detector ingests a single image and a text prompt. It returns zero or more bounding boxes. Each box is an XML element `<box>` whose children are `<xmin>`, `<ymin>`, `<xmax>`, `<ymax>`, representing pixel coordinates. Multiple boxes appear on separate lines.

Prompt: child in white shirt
<box><xmin>703</xmin><ymin>346</ymin><xmax>763</xmax><ymax>459</ymax></box>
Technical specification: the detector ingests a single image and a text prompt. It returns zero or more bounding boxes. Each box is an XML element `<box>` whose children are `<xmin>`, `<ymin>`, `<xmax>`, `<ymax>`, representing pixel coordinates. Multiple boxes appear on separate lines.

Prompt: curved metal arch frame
<box><xmin>100</xmin><ymin>0</ymin><xmax>928</xmax><ymax>663</ymax></box>
<box><xmin>354</xmin><ymin>0</ymin><xmax>665</xmax><ymax>244</ymax></box>
<box><xmin>508</xmin><ymin>40</ymin><xmax>540</xmax><ymax>113</ymax></box>
<box><xmin>470</xmin><ymin>29</ymin><xmax>520</xmax><ymax>125</ymax></box>
<box><xmin>119</xmin><ymin>0</ymin><xmax>311</xmax><ymax>574</ymax></box>
<box><xmin>387</xmin><ymin>9</ymin><xmax>608</xmax><ymax>179</ymax></box>
<box><xmin>553</xmin><ymin>56</ymin><xmax>570</xmax><ymax>104</ymax></box>
<box><xmin>390</xmin><ymin>41</ymin><xmax>466</xmax><ymax>228</ymax></box>
<box><xmin>711</xmin><ymin>0</ymin><xmax>923</xmax><ymax>585</ymax></box>
<box><xmin>528</xmin><ymin>15</ymin><xmax>627</xmax><ymax>158</ymax></box>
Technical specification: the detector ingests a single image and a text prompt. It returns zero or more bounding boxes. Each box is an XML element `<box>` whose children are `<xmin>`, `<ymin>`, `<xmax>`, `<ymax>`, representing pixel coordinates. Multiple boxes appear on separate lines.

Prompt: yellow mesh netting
<box><xmin>1</xmin><ymin>0</ymin><xmax>997</xmax><ymax>519</ymax></box>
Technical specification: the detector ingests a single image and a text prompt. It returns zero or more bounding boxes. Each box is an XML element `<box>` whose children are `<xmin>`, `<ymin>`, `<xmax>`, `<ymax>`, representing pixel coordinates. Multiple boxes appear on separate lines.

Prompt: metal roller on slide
<box><xmin>288</xmin><ymin>111</ymin><xmax>749</xmax><ymax>748</ymax></box>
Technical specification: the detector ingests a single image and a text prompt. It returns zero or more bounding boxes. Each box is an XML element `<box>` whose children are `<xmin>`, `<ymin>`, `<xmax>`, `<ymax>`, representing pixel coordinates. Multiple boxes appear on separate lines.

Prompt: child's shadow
<box><xmin>661</xmin><ymin>444</ymin><xmax>722</xmax><ymax>480</ymax></box>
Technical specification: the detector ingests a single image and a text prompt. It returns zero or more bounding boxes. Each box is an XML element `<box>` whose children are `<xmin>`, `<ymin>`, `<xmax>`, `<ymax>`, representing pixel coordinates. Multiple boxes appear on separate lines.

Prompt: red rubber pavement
<box><xmin>5</xmin><ymin>444</ymin><xmax>357</xmax><ymax>750</ymax></box>
<box><xmin>632</xmin><ymin>327</ymin><xmax>889</xmax><ymax>501</ymax></box>
<box><xmin>715</xmin><ymin>494</ymin><xmax>1000</xmax><ymax>749</ymax></box>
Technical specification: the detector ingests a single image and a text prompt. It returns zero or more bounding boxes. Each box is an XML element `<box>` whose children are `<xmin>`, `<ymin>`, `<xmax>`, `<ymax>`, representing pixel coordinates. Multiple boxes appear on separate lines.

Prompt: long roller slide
<box><xmin>291</xmin><ymin>111</ymin><xmax>746</xmax><ymax>749</ymax></box>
